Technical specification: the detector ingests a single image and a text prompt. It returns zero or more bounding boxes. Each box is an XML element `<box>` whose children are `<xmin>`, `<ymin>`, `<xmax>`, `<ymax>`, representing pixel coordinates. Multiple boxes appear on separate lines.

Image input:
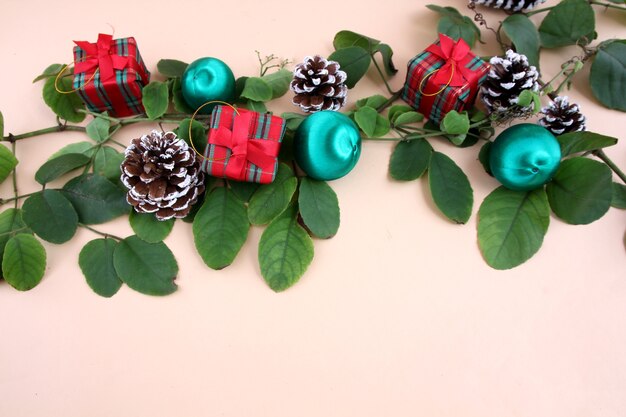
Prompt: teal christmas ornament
<box><xmin>294</xmin><ymin>111</ymin><xmax>361</xmax><ymax>181</ymax></box>
<box><xmin>489</xmin><ymin>123</ymin><xmax>561</xmax><ymax>191</ymax></box>
<box><xmin>181</xmin><ymin>57</ymin><xmax>236</xmax><ymax>113</ymax></box>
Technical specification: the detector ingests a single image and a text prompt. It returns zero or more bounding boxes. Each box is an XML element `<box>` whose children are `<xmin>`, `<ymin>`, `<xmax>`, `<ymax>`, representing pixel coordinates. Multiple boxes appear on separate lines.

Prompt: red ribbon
<box><xmin>73</xmin><ymin>34</ymin><xmax>130</xmax><ymax>81</ymax></box>
<box><xmin>208</xmin><ymin>111</ymin><xmax>280</xmax><ymax>179</ymax></box>
<box><xmin>425</xmin><ymin>34</ymin><xmax>474</xmax><ymax>87</ymax></box>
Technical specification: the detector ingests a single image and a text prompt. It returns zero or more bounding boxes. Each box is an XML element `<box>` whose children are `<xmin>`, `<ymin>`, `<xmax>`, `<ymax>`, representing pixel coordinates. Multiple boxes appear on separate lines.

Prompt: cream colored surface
<box><xmin>1</xmin><ymin>1</ymin><xmax>625</xmax><ymax>416</ymax></box>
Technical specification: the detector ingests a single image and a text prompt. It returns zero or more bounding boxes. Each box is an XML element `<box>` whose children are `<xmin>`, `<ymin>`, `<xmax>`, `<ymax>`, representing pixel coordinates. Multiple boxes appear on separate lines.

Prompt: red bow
<box><xmin>208</xmin><ymin>111</ymin><xmax>280</xmax><ymax>179</ymax></box>
<box><xmin>74</xmin><ymin>34</ymin><xmax>130</xmax><ymax>81</ymax></box>
<box><xmin>425</xmin><ymin>34</ymin><xmax>474</xmax><ymax>87</ymax></box>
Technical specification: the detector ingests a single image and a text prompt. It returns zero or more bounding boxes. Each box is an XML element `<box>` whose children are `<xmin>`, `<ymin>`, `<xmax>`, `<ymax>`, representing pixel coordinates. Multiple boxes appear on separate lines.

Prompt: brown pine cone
<box><xmin>470</xmin><ymin>0</ymin><xmax>547</xmax><ymax>12</ymax></box>
<box><xmin>121</xmin><ymin>130</ymin><xmax>205</xmax><ymax>221</ymax></box>
<box><xmin>290</xmin><ymin>55</ymin><xmax>348</xmax><ymax>113</ymax></box>
<box><xmin>538</xmin><ymin>96</ymin><xmax>587</xmax><ymax>136</ymax></box>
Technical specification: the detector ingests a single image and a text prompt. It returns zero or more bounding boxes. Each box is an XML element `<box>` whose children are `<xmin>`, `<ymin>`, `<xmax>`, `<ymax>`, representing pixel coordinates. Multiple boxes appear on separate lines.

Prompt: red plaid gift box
<box><xmin>201</xmin><ymin>105</ymin><xmax>286</xmax><ymax>184</ymax></box>
<box><xmin>72</xmin><ymin>33</ymin><xmax>150</xmax><ymax>117</ymax></box>
<box><xmin>402</xmin><ymin>34</ymin><xmax>489</xmax><ymax>125</ymax></box>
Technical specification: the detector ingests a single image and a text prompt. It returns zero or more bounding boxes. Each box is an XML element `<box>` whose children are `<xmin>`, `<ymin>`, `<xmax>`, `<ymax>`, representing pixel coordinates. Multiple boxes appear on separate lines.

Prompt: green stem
<box><xmin>0</xmin><ymin>191</ymin><xmax>39</xmax><ymax>206</ymax></box>
<box><xmin>79</xmin><ymin>224</ymin><xmax>123</xmax><ymax>241</ymax></box>
<box><xmin>3</xmin><ymin>125</ymin><xmax>86</xmax><ymax>141</ymax></box>
<box><xmin>371</xmin><ymin>54</ymin><xmax>394</xmax><ymax>95</ymax></box>
<box><xmin>376</xmin><ymin>89</ymin><xmax>403</xmax><ymax>113</ymax></box>
<box><xmin>593</xmin><ymin>149</ymin><xmax>626</xmax><ymax>184</ymax></box>
<box><xmin>589</xmin><ymin>0</ymin><xmax>626</xmax><ymax>10</ymax></box>
<box><xmin>525</xmin><ymin>5</ymin><xmax>557</xmax><ymax>16</ymax></box>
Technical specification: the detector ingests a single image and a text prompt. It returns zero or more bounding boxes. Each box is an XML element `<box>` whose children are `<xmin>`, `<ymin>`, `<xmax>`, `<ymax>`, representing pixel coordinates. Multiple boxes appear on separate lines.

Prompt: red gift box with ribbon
<box><xmin>402</xmin><ymin>34</ymin><xmax>489</xmax><ymax>124</ymax></box>
<box><xmin>201</xmin><ymin>105</ymin><xmax>286</xmax><ymax>184</ymax></box>
<box><xmin>72</xmin><ymin>33</ymin><xmax>150</xmax><ymax>117</ymax></box>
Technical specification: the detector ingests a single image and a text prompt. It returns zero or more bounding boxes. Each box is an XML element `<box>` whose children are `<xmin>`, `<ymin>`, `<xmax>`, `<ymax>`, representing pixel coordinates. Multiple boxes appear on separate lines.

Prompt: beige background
<box><xmin>1</xmin><ymin>0</ymin><xmax>625</xmax><ymax>416</ymax></box>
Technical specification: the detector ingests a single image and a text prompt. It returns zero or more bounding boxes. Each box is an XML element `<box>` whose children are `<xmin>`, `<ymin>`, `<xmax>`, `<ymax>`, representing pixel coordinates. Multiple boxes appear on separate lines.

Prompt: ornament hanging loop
<box><xmin>53</xmin><ymin>63</ymin><xmax>98</xmax><ymax>94</ymax></box>
<box><xmin>418</xmin><ymin>65</ymin><xmax>455</xmax><ymax>97</ymax></box>
<box><xmin>188</xmin><ymin>101</ymin><xmax>240</xmax><ymax>159</ymax></box>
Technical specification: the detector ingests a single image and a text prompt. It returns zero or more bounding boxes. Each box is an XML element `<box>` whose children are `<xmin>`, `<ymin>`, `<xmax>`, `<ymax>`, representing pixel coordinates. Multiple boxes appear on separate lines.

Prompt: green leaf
<box><xmin>33</xmin><ymin>63</ymin><xmax>64</xmax><ymax>83</ymax></box>
<box><xmin>373</xmin><ymin>43</ymin><xmax>398</xmax><ymax>76</ymax></box>
<box><xmin>478</xmin><ymin>187</ymin><xmax>550</xmax><ymax>270</ymax></box>
<box><xmin>49</xmin><ymin>142</ymin><xmax>95</xmax><ymax>160</ymax></box>
<box><xmin>428</xmin><ymin>152</ymin><xmax>473</xmax><ymax>224</ymax></box>
<box><xmin>281</xmin><ymin>112</ymin><xmax>306</xmax><ymax>131</ymax></box>
<box><xmin>177</xmin><ymin>118</ymin><xmax>207</xmax><ymax>155</ymax></box>
<box><xmin>546</xmin><ymin>157</ymin><xmax>613</xmax><ymax>225</ymax></box>
<box><xmin>298</xmin><ymin>178</ymin><xmax>340</xmax><ymax>238</ymax></box>
<box><xmin>182</xmin><ymin>191</ymin><xmax>206</xmax><ymax>224</ymax></box>
<box><xmin>193</xmin><ymin>187</ymin><xmax>249</xmax><ymax>269</ymax></box>
<box><xmin>479</xmin><ymin>141</ymin><xmax>493</xmax><ymax>176</ymax></box>
<box><xmin>240</xmin><ymin>77</ymin><xmax>273</xmax><ymax>102</ymax></box>
<box><xmin>113</xmin><ymin>235</ymin><xmax>178</xmax><ymax>296</ymax></box>
<box><xmin>262</xmin><ymin>69</ymin><xmax>292</xmax><ymax>99</ymax></box>
<box><xmin>612</xmin><ymin>182</ymin><xmax>626</xmax><ymax>209</ymax></box>
<box><xmin>35</xmin><ymin>153</ymin><xmax>91</xmax><ymax>185</ymax></box>
<box><xmin>2</xmin><ymin>234</ymin><xmax>46</xmax><ymax>291</ymax></box>
<box><xmin>558</xmin><ymin>131</ymin><xmax>618</xmax><ymax>156</ymax></box>
<box><xmin>171</xmin><ymin>78</ymin><xmax>194</xmax><ymax>114</ymax></box>
<box><xmin>426</xmin><ymin>5</ymin><xmax>481</xmax><ymax>47</ymax></box>
<box><xmin>389</xmin><ymin>139</ymin><xmax>433</xmax><ymax>181</ymax></box>
<box><xmin>502</xmin><ymin>14</ymin><xmax>541</xmax><ymax>68</ymax></box>
<box><xmin>0</xmin><ymin>144</ymin><xmax>17</xmax><ymax>184</ymax></box>
<box><xmin>42</xmin><ymin>77</ymin><xmax>86</xmax><ymax>123</ymax></box>
<box><xmin>393</xmin><ymin>111</ymin><xmax>424</xmax><ymax>126</ymax></box>
<box><xmin>248</xmin><ymin>164</ymin><xmax>298</xmax><ymax>225</ymax></box>
<box><xmin>328</xmin><ymin>46</ymin><xmax>371</xmax><ymax>89</ymax></box>
<box><xmin>93</xmin><ymin>146</ymin><xmax>124</xmax><ymax>181</ymax></box>
<box><xmin>85</xmin><ymin>116</ymin><xmax>111</xmax><ymax>143</ymax></box>
<box><xmin>79</xmin><ymin>238</ymin><xmax>122</xmax><ymax>298</ymax></box>
<box><xmin>441</xmin><ymin>110</ymin><xmax>470</xmax><ymax>135</ymax></box>
<box><xmin>229</xmin><ymin>180</ymin><xmax>260</xmax><ymax>203</ymax></box>
<box><xmin>590</xmin><ymin>41</ymin><xmax>626</xmax><ymax>111</ymax></box>
<box><xmin>356</xmin><ymin>95</ymin><xmax>388</xmax><ymax>109</ymax></box>
<box><xmin>129</xmin><ymin>210</ymin><xmax>175</xmax><ymax>243</ymax></box>
<box><xmin>142</xmin><ymin>81</ymin><xmax>169</xmax><ymax>120</ymax></box>
<box><xmin>0</xmin><ymin>209</ymin><xmax>31</xmax><ymax>264</ymax></box>
<box><xmin>62</xmin><ymin>174</ymin><xmax>129</xmax><ymax>224</ymax></box>
<box><xmin>538</xmin><ymin>0</ymin><xmax>596</xmax><ymax>48</ymax></box>
<box><xmin>354</xmin><ymin>106</ymin><xmax>390</xmax><ymax>137</ymax></box>
<box><xmin>245</xmin><ymin>100</ymin><xmax>268</xmax><ymax>113</ymax></box>
<box><xmin>21</xmin><ymin>190</ymin><xmax>78</xmax><ymax>244</ymax></box>
<box><xmin>258</xmin><ymin>205</ymin><xmax>314</xmax><ymax>292</ymax></box>
<box><xmin>157</xmin><ymin>59</ymin><xmax>189</xmax><ymax>78</ymax></box>
<box><xmin>235</xmin><ymin>76</ymin><xmax>249</xmax><ymax>100</ymax></box>
<box><xmin>388</xmin><ymin>105</ymin><xmax>415</xmax><ymax>123</ymax></box>
<box><xmin>333</xmin><ymin>30</ymin><xmax>380</xmax><ymax>52</ymax></box>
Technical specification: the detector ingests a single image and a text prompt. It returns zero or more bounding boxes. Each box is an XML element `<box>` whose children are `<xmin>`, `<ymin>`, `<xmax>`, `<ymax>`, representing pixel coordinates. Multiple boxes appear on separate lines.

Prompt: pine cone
<box><xmin>480</xmin><ymin>50</ymin><xmax>539</xmax><ymax>120</ymax></box>
<box><xmin>290</xmin><ymin>55</ymin><xmax>348</xmax><ymax>113</ymax></box>
<box><xmin>121</xmin><ymin>130</ymin><xmax>205</xmax><ymax>221</ymax></box>
<box><xmin>538</xmin><ymin>96</ymin><xmax>586</xmax><ymax>135</ymax></box>
<box><xmin>470</xmin><ymin>0</ymin><xmax>546</xmax><ymax>12</ymax></box>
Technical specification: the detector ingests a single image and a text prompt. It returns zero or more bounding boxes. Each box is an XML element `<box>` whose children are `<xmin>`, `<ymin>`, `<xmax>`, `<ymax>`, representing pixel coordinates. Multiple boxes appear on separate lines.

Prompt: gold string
<box><xmin>418</xmin><ymin>65</ymin><xmax>455</xmax><ymax>97</ymax></box>
<box><xmin>53</xmin><ymin>62</ymin><xmax>98</xmax><ymax>94</ymax></box>
<box><xmin>188</xmin><ymin>101</ymin><xmax>240</xmax><ymax>160</ymax></box>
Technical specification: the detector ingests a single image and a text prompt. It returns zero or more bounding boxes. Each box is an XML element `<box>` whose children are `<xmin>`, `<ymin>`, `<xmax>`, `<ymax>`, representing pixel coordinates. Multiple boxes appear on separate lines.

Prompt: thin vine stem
<box><xmin>593</xmin><ymin>149</ymin><xmax>626</xmax><ymax>184</ymax></box>
<box><xmin>525</xmin><ymin>5</ymin><xmax>557</xmax><ymax>16</ymax></box>
<box><xmin>79</xmin><ymin>224</ymin><xmax>123</xmax><ymax>241</ymax></box>
<box><xmin>375</xmin><ymin>89</ymin><xmax>403</xmax><ymax>113</ymax></box>
<box><xmin>3</xmin><ymin>125</ymin><xmax>86</xmax><ymax>141</ymax></box>
<box><xmin>589</xmin><ymin>0</ymin><xmax>626</xmax><ymax>11</ymax></box>
<box><xmin>371</xmin><ymin>54</ymin><xmax>395</xmax><ymax>95</ymax></box>
<box><xmin>11</xmin><ymin>141</ymin><xmax>18</xmax><ymax>209</ymax></box>
<box><xmin>0</xmin><ymin>192</ymin><xmax>39</xmax><ymax>206</ymax></box>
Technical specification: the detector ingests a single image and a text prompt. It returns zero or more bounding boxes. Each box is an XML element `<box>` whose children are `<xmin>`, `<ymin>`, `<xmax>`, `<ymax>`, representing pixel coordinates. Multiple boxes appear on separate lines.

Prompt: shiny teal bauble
<box><xmin>294</xmin><ymin>111</ymin><xmax>361</xmax><ymax>181</ymax></box>
<box><xmin>181</xmin><ymin>57</ymin><xmax>236</xmax><ymax>113</ymax></box>
<box><xmin>489</xmin><ymin>123</ymin><xmax>561</xmax><ymax>191</ymax></box>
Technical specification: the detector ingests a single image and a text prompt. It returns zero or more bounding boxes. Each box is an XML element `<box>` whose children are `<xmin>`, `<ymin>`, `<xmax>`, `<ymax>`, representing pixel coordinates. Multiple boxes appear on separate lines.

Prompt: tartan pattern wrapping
<box><xmin>201</xmin><ymin>105</ymin><xmax>286</xmax><ymax>184</ymax></box>
<box><xmin>402</xmin><ymin>37</ymin><xmax>489</xmax><ymax>125</ymax></box>
<box><xmin>73</xmin><ymin>35</ymin><xmax>150</xmax><ymax>117</ymax></box>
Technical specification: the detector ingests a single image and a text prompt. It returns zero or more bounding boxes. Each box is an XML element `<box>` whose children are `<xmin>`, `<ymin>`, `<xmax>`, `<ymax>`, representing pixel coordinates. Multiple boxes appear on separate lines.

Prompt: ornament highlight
<box><xmin>181</xmin><ymin>57</ymin><xmax>236</xmax><ymax>112</ymax></box>
<box><xmin>489</xmin><ymin>124</ymin><xmax>561</xmax><ymax>191</ymax></box>
<box><xmin>294</xmin><ymin>111</ymin><xmax>361</xmax><ymax>181</ymax></box>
